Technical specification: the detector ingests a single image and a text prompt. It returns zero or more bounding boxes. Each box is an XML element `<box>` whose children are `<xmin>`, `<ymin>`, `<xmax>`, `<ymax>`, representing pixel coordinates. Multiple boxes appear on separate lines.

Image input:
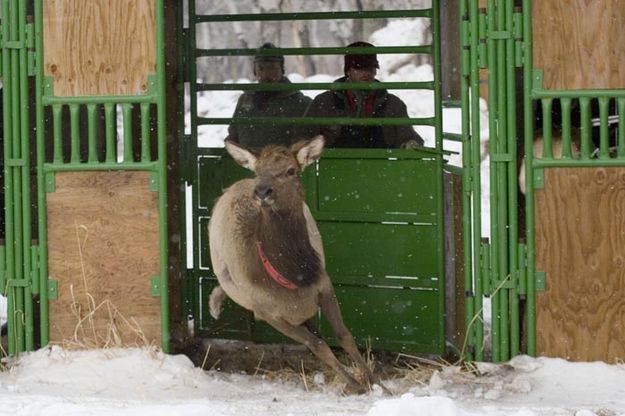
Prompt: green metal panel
<box><xmin>180</xmin><ymin>1</ymin><xmax>448</xmax><ymax>355</ymax></box>
<box><xmin>191</xmin><ymin>148</ymin><xmax>446</xmax><ymax>353</ymax></box>
<box><xmin>322</xmin><ymin>286</ymin><xmax>444</xmax><ymax>353</ymax></box>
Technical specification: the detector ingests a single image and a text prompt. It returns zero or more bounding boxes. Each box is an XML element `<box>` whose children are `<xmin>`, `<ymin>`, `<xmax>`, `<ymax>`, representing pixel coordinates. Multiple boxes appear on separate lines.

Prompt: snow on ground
<box><xmin>2</xmin><ymin>347</ymin><xmax>625</xmax><ymax>416</ymax></box>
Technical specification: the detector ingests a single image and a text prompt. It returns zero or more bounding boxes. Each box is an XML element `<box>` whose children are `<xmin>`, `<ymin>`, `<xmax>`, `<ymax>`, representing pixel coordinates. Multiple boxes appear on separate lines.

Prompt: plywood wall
<box><xmin>43</xmin><ymin>0</ymin><xmax>155</xmax><ymax>96</ymax></box>
<box><xmin>533</xmin><ymin>0</ymin><xmax>625</xmax><ymax>90</ymax></box>
<box><xmin>47</xmin><ymin>171</ymin><xmax>161</xmax><ymax>349</ymax></box>
<box><xmin>535</xmin><ymin>167</ymin><xmax>625</xmax><ymax>363</ymax></box>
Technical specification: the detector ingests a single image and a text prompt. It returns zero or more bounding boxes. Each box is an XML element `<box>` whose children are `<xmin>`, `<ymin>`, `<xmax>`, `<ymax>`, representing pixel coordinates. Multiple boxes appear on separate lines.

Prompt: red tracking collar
<box><xmin>255</xmin><ymin>241</ymin><xmax>298</xmax><ymax>290</ymax></box>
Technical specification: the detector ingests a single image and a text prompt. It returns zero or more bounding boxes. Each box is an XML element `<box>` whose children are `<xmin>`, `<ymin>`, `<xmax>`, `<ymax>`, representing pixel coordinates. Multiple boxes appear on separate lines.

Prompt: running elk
<box><xmin>208</xmin><ymin>136</ymin><xmax>379</xmax><ymax>394</ymax></box>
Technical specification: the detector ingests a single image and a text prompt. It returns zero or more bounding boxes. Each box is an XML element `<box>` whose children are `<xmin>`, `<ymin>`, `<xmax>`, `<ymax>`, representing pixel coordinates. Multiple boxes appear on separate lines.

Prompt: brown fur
<box><xmin>208</xmin><ymin>136</ymin><xmax>382</xmax><ymax>394</ymax></box>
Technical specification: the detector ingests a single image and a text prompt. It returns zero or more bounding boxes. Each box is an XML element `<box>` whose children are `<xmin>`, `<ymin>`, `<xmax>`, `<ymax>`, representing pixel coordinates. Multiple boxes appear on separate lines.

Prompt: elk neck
<box><xmin>253</xmin><ymin>208</ymin><xmax>321</xmax><ymax>288</ymax></box>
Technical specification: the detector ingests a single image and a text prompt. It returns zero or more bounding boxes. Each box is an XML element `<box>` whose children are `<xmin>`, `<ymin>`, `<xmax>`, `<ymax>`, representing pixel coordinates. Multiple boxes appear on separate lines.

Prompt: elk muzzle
<box><xmin>254</xmin><ymin>183</ymin><xmax>274</xmax><ymax>202</ymax></box>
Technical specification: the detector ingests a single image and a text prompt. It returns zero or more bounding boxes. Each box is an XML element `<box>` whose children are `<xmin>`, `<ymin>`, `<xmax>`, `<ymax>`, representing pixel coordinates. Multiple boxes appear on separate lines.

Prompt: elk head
<box><xmin>225</xmin><ymin>136</ymin><xmax>325</xmax><ymax>213</ymax></box>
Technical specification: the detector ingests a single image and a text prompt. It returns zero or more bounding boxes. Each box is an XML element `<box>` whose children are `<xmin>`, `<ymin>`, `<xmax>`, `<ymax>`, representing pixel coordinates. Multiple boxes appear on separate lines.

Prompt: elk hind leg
<box><xmin>260</xmin><ymin>314</ymin><xmax>367</xmax><ymax>394</ymax></box>
<box><xmin>209</xmin><ymin>285</ymin><xmax>228</xmax><ymax>320</ymax></box>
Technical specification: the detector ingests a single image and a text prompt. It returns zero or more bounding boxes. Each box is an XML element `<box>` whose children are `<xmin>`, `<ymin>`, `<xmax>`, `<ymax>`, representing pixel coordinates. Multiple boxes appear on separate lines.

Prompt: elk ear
<box><xmin>293</xmin><ymin>135</ymin><xmax>325</xmax><ymax>169</ymax></box>
<box><xmin>225</xmin><ymin>140</ymin><xmax>257</xmax><ymax>171</ymax></box>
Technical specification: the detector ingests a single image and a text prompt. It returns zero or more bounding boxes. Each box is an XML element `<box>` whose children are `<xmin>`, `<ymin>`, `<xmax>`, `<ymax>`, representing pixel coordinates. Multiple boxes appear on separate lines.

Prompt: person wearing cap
<box><xmin>226</xmin><ymin>42</ymin><xmax>311</xmax><ymax>149</ymax></box>
<box><xmin>304</xmin><ymin>41</ymin><xmax>424</xmax><ymax>149</ymax></box>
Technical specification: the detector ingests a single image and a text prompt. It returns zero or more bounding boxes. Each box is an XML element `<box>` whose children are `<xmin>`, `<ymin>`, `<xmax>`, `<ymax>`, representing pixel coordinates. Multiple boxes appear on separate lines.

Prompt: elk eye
<box><xmin>286</xmin><ymin>167</ymin><xmax>296</xmax><ymax>177</ymax></box>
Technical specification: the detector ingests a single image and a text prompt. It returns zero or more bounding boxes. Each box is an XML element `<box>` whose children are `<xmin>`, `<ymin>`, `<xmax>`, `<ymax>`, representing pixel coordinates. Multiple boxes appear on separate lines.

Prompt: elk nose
<box><xmin>254</xmin><ymin>184</ymin><xmax>273</xmax><ymax>200</ymax></box>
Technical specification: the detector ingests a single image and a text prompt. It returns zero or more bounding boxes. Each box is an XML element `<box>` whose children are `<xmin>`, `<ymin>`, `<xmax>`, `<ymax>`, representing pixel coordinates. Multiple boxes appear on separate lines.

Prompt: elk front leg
<box><xmin>258</xmin><ymin>314</ymin><xmax>367</xmax><ymax>394</ymax></box>
<box><xmin>319</xmin><ymin>288</ymin><xmax>390</xmax><ymax>394</ymax></box>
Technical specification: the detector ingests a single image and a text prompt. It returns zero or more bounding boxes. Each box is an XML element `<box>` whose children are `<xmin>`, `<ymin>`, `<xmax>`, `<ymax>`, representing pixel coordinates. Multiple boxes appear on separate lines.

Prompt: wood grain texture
<box><xmin>536</xmin><ymin>167</ymin><xmax>625</xmax><ymax>362</ymax></box>
<box><xmin>533</xmin><ymin>0</ymin><xmax>625</xmax><ymax>89</ymax></box>
<box><xmin>43</xmin><ymin>0</ymin><xmax>155</xmax><ymax>96</ymax></box>
<box><xmin>47</xmin><ymin>171</ymin><xmax>161</xmax><ymax>349</ymax></box>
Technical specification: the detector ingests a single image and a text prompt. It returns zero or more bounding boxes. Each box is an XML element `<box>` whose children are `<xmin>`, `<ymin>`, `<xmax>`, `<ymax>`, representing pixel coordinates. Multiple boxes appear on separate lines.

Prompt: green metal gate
<box><xmin>179</xmin><ymin>2</ymin><xmax>456</xmax><ymax>354</ymax></box>
<box><xmin>2</xmin><ymin>0</ymin><xmax>170</xmax><ymax>354</ymax></box>
<box><xmin>461</xmin><ymin>0</ymin><xmax>625</xmax><ymax>362</ymax></box>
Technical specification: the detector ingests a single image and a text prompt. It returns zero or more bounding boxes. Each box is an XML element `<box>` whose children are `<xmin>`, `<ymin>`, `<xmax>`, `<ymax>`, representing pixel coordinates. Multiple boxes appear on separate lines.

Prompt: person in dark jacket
<box><xmin>304</xmin><ymin>41</ymin><xmax>424</xmax><ymax>149</ymax></box>
<box><xmin>226</xmin><ymin>43</ymin><xmax>311</xmax><ymax>149</ymax></box>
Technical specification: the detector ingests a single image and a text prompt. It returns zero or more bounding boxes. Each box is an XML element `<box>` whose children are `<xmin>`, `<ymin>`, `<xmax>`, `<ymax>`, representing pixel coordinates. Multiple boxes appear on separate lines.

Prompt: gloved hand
<box><xmin>400</xmin><ymin>139</ymin><xmax>421</xmax><ymax>149</ymax></box>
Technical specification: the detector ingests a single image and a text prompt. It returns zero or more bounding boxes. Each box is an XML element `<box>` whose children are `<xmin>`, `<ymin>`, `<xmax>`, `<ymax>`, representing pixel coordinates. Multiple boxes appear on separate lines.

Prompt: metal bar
<box><xmin>598</xmin><ymin>97</ymin><xmax>610</xmax><ymax>159</ymax></box>
<box><xmin>34</xmin><ymin>0</ymin><xmax>50</xmax><ymax>347</ymax></box>
<box><xmin>42</xmin><ymin>94</ymin><xmax>157</xmax><ymax>106</ymax></box>
<box><xmin>44</xmin><ymin>162</ymin><xmax>159</xmax><ymax>173</ymax></box>
<box><xmin>495</xmin><ymin>0</ymin><xmax>509</xmax><ymax>362</ymax></box>
<box><xmin>468</xmin><ymin>0</ymin><xmax>485</xmax><ymax>361</ymax></box>
<box><xmin>196</xmin><ymin>45</ymin><xmax>433</xmax><ymax>58</ymax></box>
<box><xmin>123</xmin><ymin>103</ymin><xmax>133</xmax><ymax>163</ymax></box>
<box><xmin>155</xmin><ymin>0</ymin><xmax>170</xmax><ymax>353</ymax></box>
<box><xmin>197</xmin><ymin>81</ymin><xmax>436</xmax><ymax>92</ymax></box>
<box><xmin>194</xmin><ymin>9</ymin><xmax>432</xmax><ymax>23</ymax></box>
<box><xmin>541</xmin><ymin>99</ymin><xmax>553</xmax><ymax>158</ymax></box>
<box><xmin>70</xmin><ymin>104</ymin><xmax>80</xmax><ymax>163</ymax></box>
<box><xmin>534</xmin><ymin>158</ymin><xmax>625</xmax><ymax>168</ymax></box>
<box><xmin>10</xmin><ymin>0</ymin><xmax>25</xmax><ymax>353</ymax></box>
<box><xmin>52</xmin><ymin>105</ymin><xmax>63</xmax><ymax>163</ymax></box>
<box><xmin>104</xmin><ymin>103</ymin><xmax>116</xmax><ymax>163</ymax></box>
<box><xmin>505</xmin><ymin>0</ymin><xmax>519</xmax><ymax>358</ymax></box>
<box><xmin>431</xmin><ymin>0</ymin><xmax>446</xmax><ymax>353</ymax></box>
<box><xmin>198</xmin><ymin>116</ymin><xmax>437</xmax><ymax>127</ymax></box>
<box><xmin>19</xmin><ymin>0</ymin><xmax>34</xmax><ymax>351</ymax></box>
<box><xmin>561</xmin><ymin>98</ymin><xmax>573</xmax><ymax>158</ymax></box>
<box><xmin>523</xmin><ymin>0</ymin><xmax>536</xmax><ymax>356</ymax></box>
<box><xmin>531</xmin><ymin>89</ymin><xmax>625</xmax><ymax>99</ymax></box>
<box><xmin>619</xmin><ymin>98</ymin><xmax>625</xmax><ymax>158</ymax></box>
<box><xmin>486</xmin><ymin>0</ymin><xmax>500</xmax><ymax>362</ymax></box>
<box><xmin>580</xmin><ymin>97</ymin><xmax>592</xmax><ymax>159</ymax></box>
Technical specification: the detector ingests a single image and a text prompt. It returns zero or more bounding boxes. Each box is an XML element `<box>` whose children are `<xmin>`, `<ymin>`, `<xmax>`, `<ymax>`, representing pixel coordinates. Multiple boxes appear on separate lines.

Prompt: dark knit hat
<box><xmin>343</xmin><ymin>41</ymin><xmax>380</xmax><ymax>74</ymax></box>
<box><xmin>254</xmin><ymin>42</ymin><xmax>285</xmax><ymax>65</ymax></box>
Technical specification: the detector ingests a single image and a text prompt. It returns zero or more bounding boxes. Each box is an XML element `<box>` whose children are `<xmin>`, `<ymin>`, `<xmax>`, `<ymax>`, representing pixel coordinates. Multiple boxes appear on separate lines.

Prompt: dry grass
<box><xmin>55</xmin><ymin>222</ymin><xmax>155</xmax><ymax>351</ymax></box>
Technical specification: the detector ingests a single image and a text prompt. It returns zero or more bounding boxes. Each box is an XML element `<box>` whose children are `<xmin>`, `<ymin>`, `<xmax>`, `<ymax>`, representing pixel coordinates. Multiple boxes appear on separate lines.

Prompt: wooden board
<box><xmin>47</xmin><ymin>171</ymin><xmax>161</xmax><ymax>349</ymax></box>
<box><xmin>533</xmin><ymin>1</ymin><xmax>625</xmax><ymax>90</ymax></box>
<box><xmin>535</xmin><ymin>167</ymin><xmax>625</xmax><ymax>362</ymax></box>
<box><xmin>43</xmin><ymin>0</ymin><xmax>155</xmax><ymax>96</ymax></box>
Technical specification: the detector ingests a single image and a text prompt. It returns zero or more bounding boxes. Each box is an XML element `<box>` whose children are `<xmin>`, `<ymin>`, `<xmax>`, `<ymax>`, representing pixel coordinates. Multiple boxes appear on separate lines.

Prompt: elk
<box><xmin>208</xmin><ymin>136</ymin><xmax>378</xmax><ymax>394</ymax></box>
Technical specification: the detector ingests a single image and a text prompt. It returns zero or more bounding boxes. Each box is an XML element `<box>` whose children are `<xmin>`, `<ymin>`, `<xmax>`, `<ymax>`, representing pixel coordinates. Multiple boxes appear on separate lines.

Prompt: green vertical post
<box><xmin>561</xmin><ymin>98</ymin><xmax>573</xmax><ymax>158</ymax></box>
<box><xmin>522</xmin><ymin>0</ymin><xmax>536</xmax><ymax>356</ymax></box>
<box><xmin>459</xmin><ymin>0</ymin><xmax>476</xmax><ymax>361</ymax></box>
<box><xmin>486</xmin><ymin>0</ymin><xmax>501</xmax><ymax>362</ymax></box>
<box><xmin>34</xmin><ymin>0</ymin><xmax>50</xmax><ymax>347</ymax></box>
<box><xmin>541</xmin><ymin>98</ymin><xmax>553</xmax><ymax>158</ymax></box>
<box><xmin>505</xmin><ymin>0</ymin><xmax>519</xmax><ymax>358</ymax></box>
<box><xmin>155</xmin><ymin>0</ymin><xmax>170</xmax><ymax>353</ymax></box>
<box><xmin>598</xmin><ymin>97</ymin><xmax>609</xmax><ymax>159</ymax></box>
<box><xmin>618</xmin><ymin>98</ymin><xmax>625</xmax><ymax>158</ymax></box>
